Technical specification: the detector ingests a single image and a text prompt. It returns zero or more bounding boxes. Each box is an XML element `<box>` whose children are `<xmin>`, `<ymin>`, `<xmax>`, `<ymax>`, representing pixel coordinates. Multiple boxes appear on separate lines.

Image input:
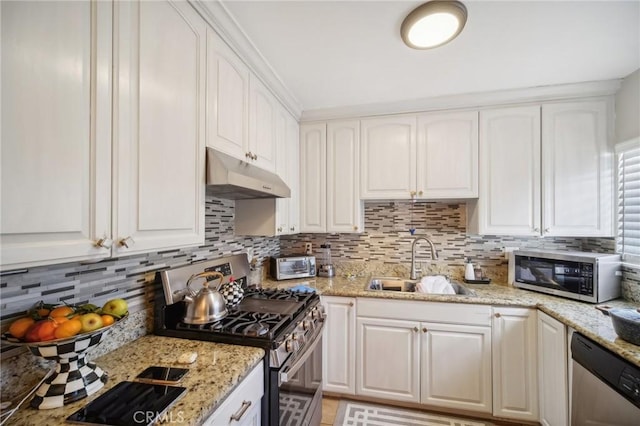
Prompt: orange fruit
<box><xmin>36</xmin><ymin>308</ymin><xmax>50</xmax><ymax>318</ymax></box>
<box><xmin>50</xmin><ymin>306</ymin><xmax>74</xmax><ymax>318</ymax></box>
<box><xmin>100</xmin><ymin>315</ymin><xmax>115</xmax><ymax>326</ymax></box>
<box><xmin>24</xmin><ymin>319</ymin><xmax>57</xmax><ymax>342</ymax></box>
<box><xmin>54</xmin><ymin>319</ymin><xmax>82</xmax><ymax>339</ymax></box>
<box><xmin>8</xmin><ymin>317</ymin><xmax>36</xmax><ymax>339</ymax></box>
<box><xmin>52</xmin><ymin>316</ymin><xmax>68</xmax><ymax>325</ymax></box>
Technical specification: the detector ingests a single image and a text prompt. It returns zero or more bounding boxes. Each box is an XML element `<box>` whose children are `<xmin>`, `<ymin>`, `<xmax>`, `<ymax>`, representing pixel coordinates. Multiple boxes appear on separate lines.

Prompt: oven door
<box><xmin>277</xmin><ymin>329</ymin><xmax>323</xmax><ymax>426</ymax></box>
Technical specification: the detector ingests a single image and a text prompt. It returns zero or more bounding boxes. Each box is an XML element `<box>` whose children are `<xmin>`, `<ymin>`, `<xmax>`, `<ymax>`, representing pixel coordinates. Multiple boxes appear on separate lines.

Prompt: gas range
<box><xmin>154</xmin><ymin>254</ymin><xmax>325</xmax><ymax>426</ymax></box>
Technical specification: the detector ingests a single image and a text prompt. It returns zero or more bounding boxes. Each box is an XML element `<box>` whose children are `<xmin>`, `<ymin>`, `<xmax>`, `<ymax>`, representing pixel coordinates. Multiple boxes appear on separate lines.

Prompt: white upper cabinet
<box><xmin>469</xmin><ymin>105</ymin><xmax>541</xmax><ymax>236</ymax></box>
<box><xmin>1</xmin><ymin>0</ymin><xmax>113</xmax><ymax>269</ymax></box>
<box><xmin>416</xmin><ymin>111</ymin><xmax>479</xmax><ymax>199</ymax></box>
<box><xmin>327</xmin><ymin>120</ymin><xmax>364</xmax><ymax>233</ymax></box>
<box><xmin>274</xmin><ymin>106</ymin><xmax>300</xmax><ymax>235</ymax></box>
<box><xmin>113</xmin><ymin>0</ymin><xmax>205</xmax><ymax>255</ymax></box>
<box><xmin>360</xmin><ymin>116</ymin><xmax>417</xmax><ymax>199</ymax></box>
<box><xmin>361</xmin><ymin>113</ymin><xmax>479</xmax><ymax>200</ymax></box>
<box><xmin>249</xmin><ymin>74</ymin><xmax>277</xmax><ymax>172</ymax></box>
<box><xmin>469</xmin><ymin>99</ymin><xmax>613</xmax><ymax>237</ymax></box>
<box><xmin>300</xmin><ymin>124</ymin><xmax>327</xmax><ymax>232</ymax></box>
<box><xmin>206</xmin><ymin>27</ymin><xmax>249</xmax><ymax>160</ymax></box>
<box><xmin>542</xmin><ymin>99</ymin><xmax>613</xmax><ymax>237</ymax></box>
<box><xmin>300</xmin><ymin>121</ymin><xmax>363</xmax><ymax>233</ymax></box>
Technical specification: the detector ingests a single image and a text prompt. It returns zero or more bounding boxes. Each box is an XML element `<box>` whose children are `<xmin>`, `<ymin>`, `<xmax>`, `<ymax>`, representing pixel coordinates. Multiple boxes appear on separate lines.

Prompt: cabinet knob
<box><xmin>544</xmin><ymin>228</ymin><xmax>550</xmax><ymax>233</ymax></box>
<box><xmin>349</xmin><ymin>302</ymin><xmax>354</xmax><ymax>307</ymax></box>
<box><xmin>422</xmin><ymin>327</ymin><xmax>427</xmax><ymax>333</ymax></box>
<box><xmin>290</xmin><ymin>226</ymin><xmax>295</xmax><ymax>231</ymax></box>
<box><xmin>277</xmin><ymin>227</ymin><xmax>283</xmax><ymax>232</ymax></box>
<box><xmin>410</xmin><ymin>190</ymin><xmax>417</xmax><ymax>197</ymax></box>
<box><xmin>494</xmin><ymin>313</ymin><xmax>501</xmax><ymax>318</ymax></box>
<box><xmin>119</xmin><ymin>236</ymin><xmax>135</xmax><ymax>248</ymax></box>
<box><xmin>353</xmin><ymin>225</ymin><xmax>358</xmax><ymax>231</ymax></box>
<box><xmin>95</xmin><ymin>237</ymin><xmax>113</xmax><ymax>249</ymax></box>
<box><xmin>418</xmin><ymin>190</ymin><xmax>423</xmax><ymax>196</ymax></box>
<box><xmin>413</xmin><ymin>327</ymin><xmax>419</xmax><ymax>332</ymax></box>
<box><xmin>245</xmin><ymin>152</ymin><xmax>251</xmax><ymax>159</ymax></box>
<box><xmin>251</xmin><ymin>153</ymin><xmax>258</xmax><ymax>160</ymax></box>
<box><xmin>533</xmin><ymin>227</ymin><xmax>540</xmax><ymax>232</ymax></box>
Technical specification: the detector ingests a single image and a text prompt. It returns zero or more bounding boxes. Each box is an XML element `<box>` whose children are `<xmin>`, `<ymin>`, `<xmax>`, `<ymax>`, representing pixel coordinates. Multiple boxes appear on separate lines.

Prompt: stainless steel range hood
<box><xmin>206</xmin><ymin>148</ymin><xmax>290</xmax><ymax>199</ymax></box>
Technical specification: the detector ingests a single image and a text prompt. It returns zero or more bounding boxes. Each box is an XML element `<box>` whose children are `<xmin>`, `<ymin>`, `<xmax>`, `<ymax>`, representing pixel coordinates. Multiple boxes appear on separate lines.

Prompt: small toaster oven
<box><xmin>270</xmin><ymin>256</ymin><xmax>316</xmax><ymax>280</ymax></box>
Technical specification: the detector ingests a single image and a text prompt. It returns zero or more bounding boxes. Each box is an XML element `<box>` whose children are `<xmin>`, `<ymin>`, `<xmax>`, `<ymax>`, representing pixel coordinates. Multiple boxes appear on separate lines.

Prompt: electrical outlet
<box><xmin>304</xmin><ymin>243</ymin><xmax>312</xmax><ymax>255</ymax></box>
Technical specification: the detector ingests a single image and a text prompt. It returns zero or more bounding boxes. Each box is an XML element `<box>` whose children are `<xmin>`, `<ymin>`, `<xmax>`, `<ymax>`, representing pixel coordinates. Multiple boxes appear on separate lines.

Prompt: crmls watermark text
<box><xmin>133</xmin><ymin>411</ymin><xmax>185</xmax><ymax>424</ymax></box>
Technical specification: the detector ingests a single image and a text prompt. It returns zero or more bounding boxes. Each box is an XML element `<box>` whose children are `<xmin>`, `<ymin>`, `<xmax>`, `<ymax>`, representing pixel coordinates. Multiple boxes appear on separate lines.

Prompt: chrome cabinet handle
<box><xmin>230</xmin><ymin>400</ymin><xmax>251</xmax><ymax>421</ymax></box>
<box><xmin>95</xmin><ymin>237</ymin><xmax>113</xmax><ymax>249</ymax></box>
<box><xmin>119</xmin><ymin>236</ymin><xmax>135</xmax><ymax>248</ymax></box>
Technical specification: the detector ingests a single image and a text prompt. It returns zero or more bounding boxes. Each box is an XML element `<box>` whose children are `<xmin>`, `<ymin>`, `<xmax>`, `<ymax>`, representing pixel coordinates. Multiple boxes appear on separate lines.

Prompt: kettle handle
<box><xmin>186</xmin><ymin>271</ymin><xmax>225</xmax><ymax>295</ymax></box>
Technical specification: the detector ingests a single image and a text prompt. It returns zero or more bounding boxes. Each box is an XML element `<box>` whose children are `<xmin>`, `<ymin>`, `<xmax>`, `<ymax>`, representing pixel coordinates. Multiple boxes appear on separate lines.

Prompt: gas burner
<box><xmin>242</xmin><ymin>322</ymin><xmax>270</xmax><ymax>337</ymax></box>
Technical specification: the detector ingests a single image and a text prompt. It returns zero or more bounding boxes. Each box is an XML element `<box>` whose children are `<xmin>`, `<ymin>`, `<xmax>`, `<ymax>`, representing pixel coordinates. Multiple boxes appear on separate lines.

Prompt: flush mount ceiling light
<box><xmin>401</xmin><ymin>1</ymin><xmax>467</xmax><ymax>49</ymax></box>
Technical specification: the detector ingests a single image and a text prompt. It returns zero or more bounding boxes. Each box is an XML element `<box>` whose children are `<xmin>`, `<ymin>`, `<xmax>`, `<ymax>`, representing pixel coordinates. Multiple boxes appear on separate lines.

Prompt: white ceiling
<box><xmin>221</xmin><ymin>0</ymin><xmax>640</xmax><ymax>113</ymax></box>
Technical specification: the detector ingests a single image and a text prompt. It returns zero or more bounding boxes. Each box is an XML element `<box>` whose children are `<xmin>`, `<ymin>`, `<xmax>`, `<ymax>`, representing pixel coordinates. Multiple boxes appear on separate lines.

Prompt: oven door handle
<box><xmin>280</xmin><ymin>329</ymin><xmax>322</xmax><ymax>384</ymax></box>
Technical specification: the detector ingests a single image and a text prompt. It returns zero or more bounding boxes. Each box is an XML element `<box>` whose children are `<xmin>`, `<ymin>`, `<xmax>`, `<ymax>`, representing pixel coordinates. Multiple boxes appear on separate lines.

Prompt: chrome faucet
<box><xmin>410</xmin><ymin>237</ymin><xmax>439</xmax><ymax>280</ymax></box>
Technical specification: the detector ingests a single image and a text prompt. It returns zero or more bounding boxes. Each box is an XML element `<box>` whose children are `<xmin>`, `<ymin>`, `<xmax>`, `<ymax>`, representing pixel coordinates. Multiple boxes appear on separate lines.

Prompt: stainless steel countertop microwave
<box><xmin>270</xmin><ymin>255</ymin><xmax>316</xmax><ymax>280</ymax></box>
<box><xmin>508</xmin><ymin>249</ymin><xmax>622</xmax><ymax>303</ymax></box>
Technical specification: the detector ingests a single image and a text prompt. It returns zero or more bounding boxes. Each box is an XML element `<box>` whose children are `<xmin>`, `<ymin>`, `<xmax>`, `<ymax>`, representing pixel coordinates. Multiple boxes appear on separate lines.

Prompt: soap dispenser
<box><xmin>464</xmin><ymin>258</ymin><xmax>475</xmax><ymax>281</ymax></box>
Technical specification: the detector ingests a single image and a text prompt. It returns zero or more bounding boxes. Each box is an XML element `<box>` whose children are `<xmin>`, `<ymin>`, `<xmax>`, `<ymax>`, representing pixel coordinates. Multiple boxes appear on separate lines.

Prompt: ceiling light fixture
<box><xmin>401</xmin><ymin>1</ymin><xmax>467</xmax><ymax>49</ymax></box>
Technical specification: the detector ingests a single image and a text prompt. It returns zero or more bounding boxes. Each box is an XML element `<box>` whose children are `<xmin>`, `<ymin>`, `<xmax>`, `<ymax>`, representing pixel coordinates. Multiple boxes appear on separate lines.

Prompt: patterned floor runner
<box><xmin>333</xmin><ymin>400</ymin><xmax>494</xmax><ymax>426</ymax></box>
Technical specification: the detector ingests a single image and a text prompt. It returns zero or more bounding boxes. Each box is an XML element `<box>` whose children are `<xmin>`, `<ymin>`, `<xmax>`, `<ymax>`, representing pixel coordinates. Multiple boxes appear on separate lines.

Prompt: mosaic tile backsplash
<box><xmin>280</xmin><ymin>201</ymin><xmax>637</xmax><ymax>300</ymax></box>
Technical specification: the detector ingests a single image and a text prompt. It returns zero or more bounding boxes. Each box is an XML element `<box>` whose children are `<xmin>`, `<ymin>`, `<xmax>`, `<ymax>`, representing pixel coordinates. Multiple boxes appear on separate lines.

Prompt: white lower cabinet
<box><xmin>538</xmin><ymin>311</ymin><xmax>569</xmax><ymax>426</ymax></box>
<box><xmin>203</xmin><ymin>362</ymin><xmax>263</xmax><ymax>426</ymax></box>
<box><xmin>421</xmin><ymin>322</ymin><xmax>492</xmax><ymax>413</ymax></box>
<box><xmin>357</xmin><ymin>317</ymin><xmax>421</xmax><ymax>403</ymax></box>
<box><xmin>355</xmin><ymin>299</ymin><xmax>493</xmax><ymax>412</ymax></box>
<box><xmin>322</xmin><ymin>296</ymin><xmax>356</xmax><ymax>394</ymax></box>
<box><xmin>492</xmin><ymin>307</ymin><xmax>538</xmax><ymax>422</ymax></box>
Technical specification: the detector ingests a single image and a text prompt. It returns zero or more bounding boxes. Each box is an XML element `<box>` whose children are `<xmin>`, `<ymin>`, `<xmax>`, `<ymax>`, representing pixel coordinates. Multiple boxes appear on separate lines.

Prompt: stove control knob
<box><xmin>312</xmin><ymin>306</ymin><xmax>326</xmax><ymax>321</ymax></box>
<box><xmin>285</xmin><ymin>337</ymin><xmax>295</xmax><ymax>353</ymax></box>
<box><xmin>303</xmin><ymin>320</ymin><xmax>314</xmax><ymax>331</ymax></box>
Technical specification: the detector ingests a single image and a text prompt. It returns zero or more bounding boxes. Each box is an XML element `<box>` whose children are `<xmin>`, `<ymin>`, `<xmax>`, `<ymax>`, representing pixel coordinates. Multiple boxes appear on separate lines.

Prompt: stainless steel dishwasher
<box><xmin>571</xmin><ymin>333</ymin><xmax>640</xmax><ymax>425</ymax></box>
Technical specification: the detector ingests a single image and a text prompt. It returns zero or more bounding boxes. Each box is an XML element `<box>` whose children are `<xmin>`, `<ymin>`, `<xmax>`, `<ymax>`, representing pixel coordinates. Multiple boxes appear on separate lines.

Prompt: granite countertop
<box><xmin>263</xmin><ymin>275</ymin><xmax>640</xmax><ymax>367</ymax></box>
<box><xmin>7</xmin><ymin>335</ymin><xmax>264</xmax><ymax>426</ymax></box>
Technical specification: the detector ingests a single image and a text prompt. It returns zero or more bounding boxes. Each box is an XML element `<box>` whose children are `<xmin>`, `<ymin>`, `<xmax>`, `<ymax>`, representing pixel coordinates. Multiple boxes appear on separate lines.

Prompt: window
<box><xmin>617</xmin><ymin>138</ymin><xmax>640</xmax><ymax>264</ymax></box>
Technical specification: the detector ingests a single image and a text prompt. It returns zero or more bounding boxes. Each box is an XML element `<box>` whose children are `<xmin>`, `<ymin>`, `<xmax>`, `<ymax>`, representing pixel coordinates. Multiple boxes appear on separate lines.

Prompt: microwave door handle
<box><xmin>279</xmin><ymin>330</ymin><xmax>322</xmax><ymax>385</ymax></box>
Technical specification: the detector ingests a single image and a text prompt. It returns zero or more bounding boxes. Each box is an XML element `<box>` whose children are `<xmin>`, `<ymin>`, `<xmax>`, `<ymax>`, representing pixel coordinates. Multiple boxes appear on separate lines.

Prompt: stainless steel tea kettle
<box><xmin>182</xmin><ymin>271</ymin><xmax>228</xmax><ymax>324</ymax></box>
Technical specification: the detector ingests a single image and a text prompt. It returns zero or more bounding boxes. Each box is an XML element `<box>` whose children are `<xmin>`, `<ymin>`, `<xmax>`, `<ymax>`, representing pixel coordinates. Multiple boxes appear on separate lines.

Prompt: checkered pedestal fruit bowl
<box><xmin>2</xmin><ymin>314</ymin><xmax>127</xmax><ymax>410</ymax></box>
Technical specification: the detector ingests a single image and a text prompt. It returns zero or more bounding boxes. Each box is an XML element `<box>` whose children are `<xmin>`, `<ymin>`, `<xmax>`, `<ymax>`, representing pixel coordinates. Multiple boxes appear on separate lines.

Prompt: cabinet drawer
<box><xmin>357</xmin><ymin>298</ymin><xmax>492</xmax><ymax>326</ymax></box>
<box><xmin>204</xmin><ymin>362</ymin><xmax>264</xmax><ymax>426</ymax></box>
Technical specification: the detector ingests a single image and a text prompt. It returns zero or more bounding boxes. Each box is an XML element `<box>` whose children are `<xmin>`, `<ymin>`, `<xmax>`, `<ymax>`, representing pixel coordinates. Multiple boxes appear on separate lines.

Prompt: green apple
<box><xmin>80</xmin><ymin>313</ymin><xmax>103</xmax><ymax>333</ymax></box>
<box><xmin>101</xmin><ymin>298</ymin><xmax>128</xmax><ymax>318</ymax></box>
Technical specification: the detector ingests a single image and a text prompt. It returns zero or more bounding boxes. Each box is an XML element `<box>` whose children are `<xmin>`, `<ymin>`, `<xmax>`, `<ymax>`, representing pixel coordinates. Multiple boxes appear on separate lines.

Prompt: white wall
<box><xmin>615</xmin><ymin>68</ymin><xmax>640</xmax><ymax>142</ymax></box>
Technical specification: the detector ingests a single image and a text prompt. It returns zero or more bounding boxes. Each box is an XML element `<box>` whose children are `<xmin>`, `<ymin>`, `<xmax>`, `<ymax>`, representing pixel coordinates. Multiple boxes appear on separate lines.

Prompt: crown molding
<box><xmin>300</xmin><ymin>79</ymin><xmax>622</xmax><ymax>122</ymax></box>
<box><xmin>190</xmin><ymin>0</ymin><xmax>303</xmax><ymax>119</ymax></box>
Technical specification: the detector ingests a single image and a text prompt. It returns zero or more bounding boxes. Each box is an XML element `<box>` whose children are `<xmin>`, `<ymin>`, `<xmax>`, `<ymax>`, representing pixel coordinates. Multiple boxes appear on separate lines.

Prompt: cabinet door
<box><xmin>421</xmin><ymin>323</ymin><xmax>492</xmax><ymax>413</ymax></box>
<box><xmin>249</xmin><ymin>74</ymin><xmax>276</xmax><ymax>172</ymax></box>
<box><xmin>114</xmin><ymin>0</ymin><xmax>205</xmax><ymax>255</ymax></box>
<box><xmin>542</xmin><ymin>99</ymin><xmax>613</xmax><ymax>237</ymax></box>
<box><xmin>492</xmin><ymin>307</ymin><xmax>538</xmax><ymax>421</ymax></box>
<box><xmin>322</xmin><ymin>297</ymin><xmax>356</xmax><ymax>394</ymax></box>
<box><xmin>416</xmin><ymin>111</ymin><xmax>478</xmax><ymax>199</ymax></box>
<box><xmin>357</xmin><ymin>317</ymin><xmax>420</xmax><ymax>403</ymax></box>
<box><xmin>206</xmin><ymin>27</ymin><xmax>249</xmax><ymax>160</ymax></box>
<box><xmin>286</xmin><ymin>116</ymin><xmax>300</xmax><ymax>234</ymax></box>
<box><xmin>299</xmin><ymin>124</ymin><xmax>327</xmax><ymax>232</ymax></box>
<box><xmin>538</xmin><ymin>311</ymin><xmax>568</xmax><ymax>426</ymax></box>
<box><xmin>275</xmin><ymin>107</ymin><xmax>290</xmax><ymax>235</ymax></box>
<box><xmin>471</xmin><ymin>106</ymin><xmax>541</xmax><ymax>235</ymax></box>
<box><xmin>0</xmin><ymin>0</ymin><xmax>112</xmax><ymax>269</ymax></box>
<box><xmin>327</xmin><ymin>120</ymin><xmax>363</xmax><ymax>233</ymax></box>
<box><xmin>360</xmin><ymin>116</ymin><xmax>417</xmax><ymax>199</ymax></box>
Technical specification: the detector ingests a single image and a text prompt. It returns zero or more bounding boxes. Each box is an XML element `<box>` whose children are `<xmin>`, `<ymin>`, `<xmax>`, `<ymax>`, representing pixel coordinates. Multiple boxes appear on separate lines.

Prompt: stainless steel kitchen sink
<box><xmin>365</xmin><ymin>276</ymin><xmax>476</xmax><ymax>296</ymax></box>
